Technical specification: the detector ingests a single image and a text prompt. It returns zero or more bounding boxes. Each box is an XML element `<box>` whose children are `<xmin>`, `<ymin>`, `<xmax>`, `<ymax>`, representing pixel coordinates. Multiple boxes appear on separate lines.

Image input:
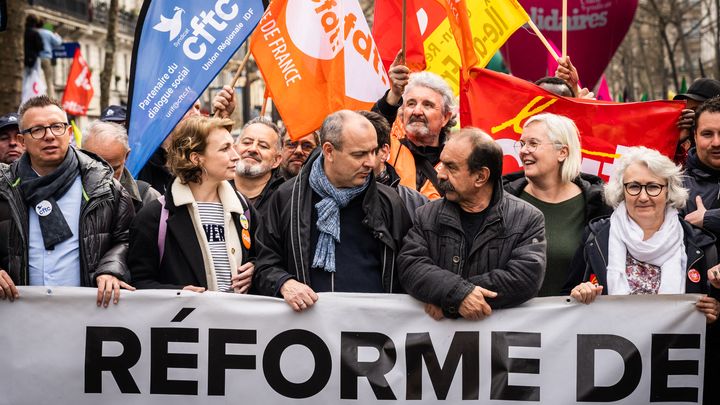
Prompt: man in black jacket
<box><xmin>684</xmin><ymin>97</ymin><xmax>720</xmax><ymax>235</ymax></box>
<box><xmin>254</xmin><ymin>110</ymin><xmax>412</xmax><ymax>311</ymax></box>
<box><xmin>0</xmin><ymin>96</ymin><xmax>135</xmax><ymax>307</ymax></box>
<box><xmin>397</xmin><ymin>128</ymin><xmax>546</xmax><ymax>320</ymax></box>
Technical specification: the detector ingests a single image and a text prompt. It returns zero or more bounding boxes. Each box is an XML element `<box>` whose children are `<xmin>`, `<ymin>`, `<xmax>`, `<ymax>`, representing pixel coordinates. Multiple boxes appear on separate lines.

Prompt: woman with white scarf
<box><xmin>565</xmin><ymin>147</ymin><xmax>720</xmax><ymax>323</ymax></box>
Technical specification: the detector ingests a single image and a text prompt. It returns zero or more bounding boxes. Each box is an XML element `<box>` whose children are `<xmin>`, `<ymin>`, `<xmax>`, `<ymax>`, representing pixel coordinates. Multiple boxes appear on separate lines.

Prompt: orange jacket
<box><xmin>389</xmin><ymin>134</ymin><xmax>441</xmax><ymax>200</ymax></box>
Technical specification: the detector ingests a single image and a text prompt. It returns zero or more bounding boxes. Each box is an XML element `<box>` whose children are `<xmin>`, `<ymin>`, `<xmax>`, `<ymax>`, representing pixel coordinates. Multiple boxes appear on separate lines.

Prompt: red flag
<box><xmin>61</xmin><ymin>49</ymin><xmax>93</xmax><ymax>116</ymax></box>
<box><xmin>373</xmin><ymin>0</ymin><xmax>425</xmax><ymax>71</ymax></box>
<box><xmin>373</xmin><ymin>0</ymin><xmax>446</xmax><ymax>72</ymax></box>
<box><xmin>460</xmin><ymin>68</ymin><xmax>684</xmax><ymax>179</ymax></box>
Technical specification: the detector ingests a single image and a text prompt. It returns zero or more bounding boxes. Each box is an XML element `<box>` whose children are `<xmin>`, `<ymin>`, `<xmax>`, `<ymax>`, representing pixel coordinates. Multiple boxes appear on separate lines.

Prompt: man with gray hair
<box><xmin>231</xmin><ymin>117</ymin><xmax>285</xmax><ymax>214</ymax></box>
<box><xmin>82</xmin><ymin>121</ymin><xmax>160</xmax><ymax>213</ymax></box>
<box><xmin>373</xmin><ymin>56</ymin><xmax>456</xmax><ymax>199</ymax></box>
<box><xmin>398</xmin><ymin>128</ymin><xmax>546</xmax><ymax>321</ymax></box>
<box><xmin>254</xmin><ymin>110</ymin><xmax>412</xmax><ymax>311</ymax></box>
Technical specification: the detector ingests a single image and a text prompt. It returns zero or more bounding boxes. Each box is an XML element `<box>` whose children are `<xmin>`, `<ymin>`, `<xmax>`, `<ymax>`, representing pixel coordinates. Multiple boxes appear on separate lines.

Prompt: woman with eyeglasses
<box><xmin>565</xmin><ymin>147</ymin><xmax>720</xmax><ymax>317</ymax></box>
<box><xmin>565</xmin><ymin>147</ymin><xmax>720</xmax><ymax>404</ymax></box>
<box><xmin>503</xmin><ymin>113</ymin><xmax>611</xmax><ymax>296</ymax></box>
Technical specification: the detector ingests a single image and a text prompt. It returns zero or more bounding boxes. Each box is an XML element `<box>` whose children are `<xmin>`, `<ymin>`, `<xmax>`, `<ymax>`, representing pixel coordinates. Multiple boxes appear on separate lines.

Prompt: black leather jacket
<box><xmin>0</xmin><ymin>149</ymin><xmax>135</xmax><ymax>286</ymax></box>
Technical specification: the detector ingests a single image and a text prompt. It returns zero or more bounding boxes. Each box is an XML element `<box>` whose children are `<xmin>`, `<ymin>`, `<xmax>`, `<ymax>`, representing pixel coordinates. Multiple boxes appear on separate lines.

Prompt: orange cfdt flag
<box><xmin>251</xmin><ymin>0</ymin><xmax>389</xmax><ymax>140</ymax></box>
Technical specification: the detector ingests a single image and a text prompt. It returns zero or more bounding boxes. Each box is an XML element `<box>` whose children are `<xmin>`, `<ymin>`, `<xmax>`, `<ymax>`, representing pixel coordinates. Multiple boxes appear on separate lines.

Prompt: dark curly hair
<box><xmin>168</xmin><ymin>116</ymin><xmax>234</xmax><ymax>184</ymax></box>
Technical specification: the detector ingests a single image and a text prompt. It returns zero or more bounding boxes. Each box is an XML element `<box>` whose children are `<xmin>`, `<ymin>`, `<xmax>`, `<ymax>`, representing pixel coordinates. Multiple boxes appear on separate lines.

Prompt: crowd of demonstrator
<box><xmin>1</xmin><ymin>61</ymin><xmax>720</xmax><ymax>402</ymax></box>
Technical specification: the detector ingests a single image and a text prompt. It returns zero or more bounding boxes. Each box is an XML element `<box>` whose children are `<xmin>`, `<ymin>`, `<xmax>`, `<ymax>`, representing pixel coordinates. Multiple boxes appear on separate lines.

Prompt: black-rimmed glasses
<box><xmin>623</xmin><ymin>182</ymin><xmax>666</xmax><ymax>197</ymax></box>
<box><xmin>20</xmin><ymin>122</ymin><xmax>70</xmax><ymax>139</ymax></box>
<box><xmin>283</xmin><ymin>140</ymin><xmax>316</xmax><ymax>153</ymax></box>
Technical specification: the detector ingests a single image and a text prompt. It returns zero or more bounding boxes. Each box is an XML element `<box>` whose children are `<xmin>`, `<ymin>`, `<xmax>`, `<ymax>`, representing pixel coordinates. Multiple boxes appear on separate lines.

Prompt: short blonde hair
<box><xmin>603</xmin><ymin>146</ymin><xmax>688</xmax><ymax>209</ymax></box>
<box><xmin>168</xmin><ymin>116</ymin><xmax>234</xmax><ymax>184</ymax></box>
<box><xmin>523</xmin><ymin>113</ymin><xmax>581</xmax><ymax>183</ymax></box>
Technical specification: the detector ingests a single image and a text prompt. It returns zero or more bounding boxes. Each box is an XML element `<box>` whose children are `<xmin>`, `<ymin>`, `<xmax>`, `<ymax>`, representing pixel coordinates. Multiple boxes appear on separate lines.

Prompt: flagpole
<box><xmin>527</xmin><ymin>19</ymin><xmax>560</xmax><ymax>61</ymax></box>
<box><xmin>401</xmin><ymin>0</ymin><xmax>407</xmax><ymax>63</ymax></box>
<box><xmin>260</xmin><ymin>94</ymin><xmax>269</xmax><ymax>116</ymax></box>
<box><xmin>213</xmin><ymin>47</ymin><xmax>251</xmax><ymax>118</ymax></box>
<box><xmin>562</xmin><ymin>0</ymin><xmax>567</xmax><ymax>58</ymax></box>
<box><xmin>230</xmin><ymin>48</ymin><xmax>252</xmax><ymax>89</ymax></box>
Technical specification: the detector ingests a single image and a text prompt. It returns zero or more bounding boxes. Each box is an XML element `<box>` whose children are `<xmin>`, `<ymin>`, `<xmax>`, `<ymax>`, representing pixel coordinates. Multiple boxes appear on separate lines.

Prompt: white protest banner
<box><xmin>0</xmin><ymin>288</ymin><xmax>705</xmax><ymax>404</ymax></box>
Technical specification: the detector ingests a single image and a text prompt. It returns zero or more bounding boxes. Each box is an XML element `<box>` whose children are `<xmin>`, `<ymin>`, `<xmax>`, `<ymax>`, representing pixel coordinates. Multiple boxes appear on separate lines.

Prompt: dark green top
<box><xmin>520</xmin><ymin>191</ymin><xmax>585</xmax><ymax>297</ymax></box>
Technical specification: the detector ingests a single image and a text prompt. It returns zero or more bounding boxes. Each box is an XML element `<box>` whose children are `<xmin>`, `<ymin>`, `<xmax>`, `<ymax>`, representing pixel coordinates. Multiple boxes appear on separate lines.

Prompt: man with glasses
<box><xmin>0</xmin><ymin>113</ymin><xmax>24</xmax><ymax>164</ymax></box>
<box><xmin>232</xmin><ymin>117</ymin><xmax>285</xmax><ymax>214</ymax></box>
<box><xmin>0</xmin><ymin>96</ymin><xmax>135</xmax><ymax>307</ymax></box>
<box><xmin>279</xmin><ymin>130</ymin><xmax>319</xmax><ymax>179</ymax></box>
<box><xmin>397</xmin><ymin>128</ymin><xmax>545</xmax><ymax>321</ymax></box>
<box><xmin>280</xmin><ymin>130</ymin><xmax>320</xmax><ymax>180</ymax></box>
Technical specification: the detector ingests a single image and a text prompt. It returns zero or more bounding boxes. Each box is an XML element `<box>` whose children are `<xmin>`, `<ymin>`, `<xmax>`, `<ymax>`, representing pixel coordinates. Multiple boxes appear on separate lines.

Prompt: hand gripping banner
<box><xmin>125</xmin><ymin>0</ymin><xmax>263</xmax><ymax>176</ymax></box>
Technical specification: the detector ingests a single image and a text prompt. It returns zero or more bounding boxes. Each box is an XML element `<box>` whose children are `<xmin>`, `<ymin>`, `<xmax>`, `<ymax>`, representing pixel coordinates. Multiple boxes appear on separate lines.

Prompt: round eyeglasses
<box><xmin>283</xmin><ymin>140</ymin><xmax>316</xmax><ymax>153</ymax></box>
<box><xmin>623</xmin><ymin>182</ymin><xmax>666</xmax><ymax>197</ymax></box>
<box><xmin>513</xmin><ymin>140</ymin><xmax>558</xmax><ymax>154</ymax></box>
<box><xmin>20</xmin><ymin>122</ymin><xmax>70</xmax><ymax>139</ymax></box>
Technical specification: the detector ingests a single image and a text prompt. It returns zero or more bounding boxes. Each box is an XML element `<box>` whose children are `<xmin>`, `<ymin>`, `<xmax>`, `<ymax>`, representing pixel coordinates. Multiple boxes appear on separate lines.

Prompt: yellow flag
<box><xmin>423</xmin><ymin>0</ymin><xmax>530</xmax><ymax>94</ymax></box>
<box><xmin>70</xmin><ymin>119</ymin><xmax>82</xmax><ymax>148</ymax></box>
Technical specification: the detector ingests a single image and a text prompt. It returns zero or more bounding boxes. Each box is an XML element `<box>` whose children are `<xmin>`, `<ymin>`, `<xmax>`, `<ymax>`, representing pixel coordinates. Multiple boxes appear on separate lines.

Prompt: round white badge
<box><xmin>35</xmin><ymin>200</ymin><xmax>52</xmax><ymax>217</ymax></box>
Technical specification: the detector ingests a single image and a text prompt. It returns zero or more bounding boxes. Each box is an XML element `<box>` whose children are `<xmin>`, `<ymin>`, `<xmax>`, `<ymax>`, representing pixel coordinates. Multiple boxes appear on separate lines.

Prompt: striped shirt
<box><xmin>197</xmin><ymin>202</ymin><xmax>232</xmax><ymax>292</ymax></box>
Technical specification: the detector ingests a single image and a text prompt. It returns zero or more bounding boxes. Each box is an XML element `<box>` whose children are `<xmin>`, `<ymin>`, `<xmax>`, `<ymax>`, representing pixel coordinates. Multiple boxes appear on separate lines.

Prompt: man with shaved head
<box><xmin>254</xmin><ymin>110</ymin><xmax>412</xmax><ymax>311</ymax></box>
<box><xmin>398</xmin><ymin>128</ymin><xmax>546</xmax><ymax>321</ymax></box>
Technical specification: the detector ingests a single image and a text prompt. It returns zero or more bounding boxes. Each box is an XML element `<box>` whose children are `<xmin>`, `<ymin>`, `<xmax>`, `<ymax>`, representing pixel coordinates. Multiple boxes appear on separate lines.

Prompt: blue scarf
<box><xmin>308</xmin><ymin>156</ymin><xmax>370</xmax><ymax>272</ymax></box>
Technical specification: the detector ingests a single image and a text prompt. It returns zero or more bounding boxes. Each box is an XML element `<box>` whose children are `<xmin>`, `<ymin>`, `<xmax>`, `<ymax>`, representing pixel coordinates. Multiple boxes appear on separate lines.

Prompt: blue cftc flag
<box><xmin>126</xmin><ymin>0</ymin><xmax>262</xmax><ymax>176</ymax></box>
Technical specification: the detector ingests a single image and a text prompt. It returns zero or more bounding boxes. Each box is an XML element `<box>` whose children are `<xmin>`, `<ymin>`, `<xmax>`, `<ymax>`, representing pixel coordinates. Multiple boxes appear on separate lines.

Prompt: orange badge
<box><xmin>241</xmin><ymin>229</ymin><xmax>251</xmax><ymax>250</ymax></box>
<box><xmin>688</xmin><ymin>269</ymin><xmax>701</xmax><ymax>283</ymax></box>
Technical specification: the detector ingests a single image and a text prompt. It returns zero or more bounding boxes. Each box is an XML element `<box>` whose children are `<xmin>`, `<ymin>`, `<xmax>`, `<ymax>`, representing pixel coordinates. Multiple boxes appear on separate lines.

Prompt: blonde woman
<box><xmin>504</xmin><ymin>113</ymin><xmax>611</xmax><ymax>296</ymax></box>
<box><xmin>129</xmin><ymin>116</ymin><xmax>258</xmax><ymax>293</ymax></box>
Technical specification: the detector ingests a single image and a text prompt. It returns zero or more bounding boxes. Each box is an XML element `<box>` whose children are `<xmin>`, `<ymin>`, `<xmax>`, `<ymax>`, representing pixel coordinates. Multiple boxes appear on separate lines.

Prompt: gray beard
<box><xmin>405</xmin><ymin>122</ymin><xmax>430</xmax><ymax>140</ymax></box>
<box><xmin>235</xmin><ymin>160</ymin><xmax>271</xmax><ymax>178</ymax></box>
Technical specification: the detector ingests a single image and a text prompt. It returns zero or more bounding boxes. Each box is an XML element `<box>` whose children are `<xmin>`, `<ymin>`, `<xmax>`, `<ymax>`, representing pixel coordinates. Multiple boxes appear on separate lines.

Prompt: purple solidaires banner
<box><xmin>126</xmin><ymin>0</ymin><xmax>263</xmax><ymax>176</ymax></box>
<box><xmin>501</xmin><ymin>0</ymin><xmax>638</xmax><ymax>89</ymax></box>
